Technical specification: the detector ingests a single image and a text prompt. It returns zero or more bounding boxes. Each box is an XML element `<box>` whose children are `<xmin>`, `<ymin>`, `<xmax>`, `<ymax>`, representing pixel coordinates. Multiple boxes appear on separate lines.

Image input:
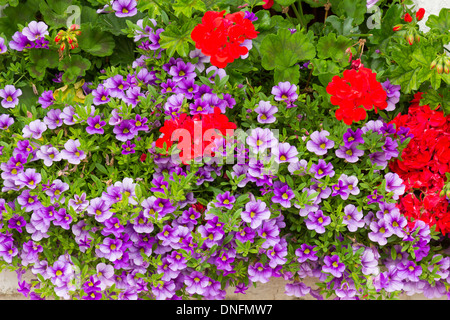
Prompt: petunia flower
<box><xmin>0</xmin><ymin>37</ymin><xmax>7</xmax><ymax>54</ymax></box>
<box><xmin>22</xmin><ymin>21</ymin><xmax>49</xmax><ymax>41</ymax></box>
<box><xmin>306</xmin><ymin>130</ymin><xmax>334</xmax><ymax>156</ymax></box>
<box><xmin>22</xmin><ymin>119</ymin><xmax>47</xmax><ymax>139</ymax></box>
<box><xmin>60</xmin><ymin>139</ymin><xmax>86</xmax><ymax>165</ymax></box>
<box><xmin>121</xmin><ymin>140</ymin><xmax>136</xmax><ymax>155</ymax></box>
<box><xmin>0</xmin><ymin>85</ymin><xmax>22</xmax><ymax>109</ymax></box>
<box><xmin>255</xmin><ymin>100</ymin><xmax>278</xmax><ymax>124</ymax></box>
<box><xmin>38</xmin><ymin>90</ymin><xmax>55</xmax><ymax>108</ymax></box>
<box><xmin>86</xmin><ymin>115</ymin><xmax>106</xmax><ymax>135</ymax></box>
<box><xmin>112</xmin><ymin>0</ymin><xmax>137</xmax><ymax>17</ymax></box>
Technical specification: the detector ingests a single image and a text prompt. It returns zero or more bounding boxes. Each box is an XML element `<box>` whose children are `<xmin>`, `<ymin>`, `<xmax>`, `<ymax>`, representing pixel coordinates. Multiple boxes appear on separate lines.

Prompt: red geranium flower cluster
<box><xmin>389</xmin><ymin>93</ymin><xmax>450</xmax><ymax>235</ymax></box>
<box><xmin>191</xmin><ymin>10</ymin><xmax>259</xmax><ymax>68</ymax></box>
<box><xmin>326</xmin><ymin>67</ymin><xmax>388</xmax><ymax>125</ymax></box>
<box><xmin>155</xmin><ymin>108</ymin><xmax>237</xmax><ymax>164</ymax></box>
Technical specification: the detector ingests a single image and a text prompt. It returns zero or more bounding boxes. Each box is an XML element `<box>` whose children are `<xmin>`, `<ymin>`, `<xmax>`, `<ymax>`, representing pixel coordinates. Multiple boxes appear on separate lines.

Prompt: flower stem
<box><xmin>291</xmin><ymin>1</ymin><xmax>305</xmax><ymax>28</ymax></box>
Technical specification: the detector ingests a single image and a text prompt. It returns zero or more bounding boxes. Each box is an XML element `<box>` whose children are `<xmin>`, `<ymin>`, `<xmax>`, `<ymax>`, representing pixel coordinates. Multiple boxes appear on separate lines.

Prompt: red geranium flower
<box><xmin>155</xmin><ymin>108</ymin><xmax>237</xmax><ymax>164</ymax></box>
<box><xmin>326</xmin><ymin>67</ymin><xmax>387</xmax><ymax>125</ymax></box>
<box><xmin>389</xmin><ymin>93</ymin><xmax>450</xmax><ymax>235</ymax></box>
<box><xmin>191</xmin><ymin>10</ymin><xmax>258</xmax><ymax>68</ymax></box>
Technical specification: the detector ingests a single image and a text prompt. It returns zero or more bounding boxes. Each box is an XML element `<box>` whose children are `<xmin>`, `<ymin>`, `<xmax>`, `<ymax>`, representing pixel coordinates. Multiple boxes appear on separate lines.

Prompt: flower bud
<box><xmin>444</xmin><ymin>57</ymin><xmax>450</xmax><ymax>68</ymax></box>
<box><xmin>445</xmin><ymin>65</ymin><xmax>450</xmax><ymax>74</ymax></box>
<box><xmin>406</xmin><ymin>34</ymin><xmax>414</xmax><ymax>45</ymax></box>
<box><xmin>415</xmin><ymin>34</ymin><xmax>420</xmax><ymax>43</ymax></box>
<box><xmin>416</xmin><ymin>8</ymin><xmax>425</xmax><ymax>21</ymax></box>
<box><xmin>60</xmin><ymin>43</ymin><xmax>65</xmax><ymax>51</ymax></box>
<box><xmin>436</xmin><ymin>62</ymin><xmax>444</xmax><ymax>74</ymax></box>
<box><xmin>430</xmin><ymin>59</ymin><xmax>437</xmax><ymax>69</ymax></box>
<box><xmin>404</xmin><ymin>13</ymin><xmax>413</xmax><ymax>23</ymax></box>
<box><xmin>393</xmin><ymin>24</ymin><xmax>403</xmax><ymax>32</ymax></box>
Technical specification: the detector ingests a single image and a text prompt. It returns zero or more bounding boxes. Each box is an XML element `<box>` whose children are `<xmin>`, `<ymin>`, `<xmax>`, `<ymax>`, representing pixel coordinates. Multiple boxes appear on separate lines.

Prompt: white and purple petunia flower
<box><xmin>22</xmin><ymin>21</ymin><xmax>49</xmax><ymax>41</ymax></box>
<box><xmin>306</xmin><ymin>130</ymin><xmax>334</xmax><ymax>156</ymax></box>
<box><xmin>305</xmin><ymin>209</ymin><xmax>331</xmax><ymax>234</ymax></box>
<box><xmin>22</xmin><ymin>119</ymin><xmax>47</xmax><ymax>139</ymax></box>
<box><xmin>335</xmin><ymin>143</ymin><xmax>364</xmax><ymax>163</ymax></box>
<box><xmin>0</xmin><ymin>37</ymin><xmax>7</xmax><ymax>54</ymax></box>
<box><xmin>60</xmin><ymin>139</ymin><xmax>86</xmax><ymax>165</ymax></box>
<box><xmin>0</xmin><ymin>85</ymin><xmax>22</xmax><ymax>109</ymax></box>
<box><xmin>112</xmin><ymin>0</ymin><xmax>138</xmax><ymax>18</ymax></box>
<box><xmin>382</xmin><ymin>79</ymin><xmax>401</xmax><ymax>111</ymax></box>
<box><xmin>241</xmin><ymin>199</ymin><xmax>271</xmax><ymax>229</ymax></box>
<box><xmin>271</xmin><ymin>81</ymin><xmax>298</xmax><ymax>103</ymax></box>
<box><xmin>342</xmin><ymin>204</ymin><xmax>365</xmax><ymax>232</ymax></box>
<box><xmin>0</xmin><ymin>114</ymin><xmax>14</xmax><ymax>130</ymax></box>
<box><xmin>36</xmin><ymin>145</ymin><xmax>62</xmax><ymax>167</ymax></box>
<box><xmin>254</xmin><ymin>100</ymin><xmax>278</xmax><ymax>124</ymax></box>
<box><xmin>246</xmin><ymin>127</ymin><xmax>277</xmax><ymax>154</ymax></box>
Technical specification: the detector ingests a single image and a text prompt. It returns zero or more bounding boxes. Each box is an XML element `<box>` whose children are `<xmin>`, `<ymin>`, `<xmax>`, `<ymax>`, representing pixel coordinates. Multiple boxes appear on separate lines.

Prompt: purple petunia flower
<box><xmin>305</xmin><ymin>210</ymin><xmax>331</xmax><ymax>234</ymax></box>
<box><xmin>241</xmin><ymin>199</ymin><xmax>271</xmax><ymax>229</ymax></box>
<box><xmin>112</xmin><ymin>0</ymin><xmax>138</xmax><ymax>17</ymax></box>
<box><xmin>295</xmin><ymin>244</ymin><xmax>318</xmax><ymax>263</ymax></box>
<box><xmin>331</xmin><ymin>179</ymin><xmax>349</xmax><ymax>199</ymax></box>
<box><xmin>43</xmin><ymin>109</ymin><xmax>63</xmax><ymax>129</ymax></box>
<box><xmin>343</xmin><ymin>128</ymin><xmax>365</xmax><ymax>148</ymax></box>
<box><xmin>97</xmin><ymin>237</ymin><xmax>124</xmax><ymax>262</ymax></box>
<box><xmin>248</xmin><ymin>262</ymin><xmax>272</xmax><ymax>284</ymax></box>
<box><xmin>311</xmin><ymin>159</ymin><xmax>334</xmax><ymax>179</ymax></box>
<box><xmin>38</xmin><ymin>90</ymin><xmax>55</xmax><ymax>108</ymax></box>
<box><xmin>272</xmin><ymin>181</ymin><xmax>294</xmax><ymax>208</ymax></box>
<box><xmin>92</xmin><ymin>85</ymin><xmax>110</xmax><ymax>105</ymax></box>
<box><xmin>169</xmin><ymin>60</ymin><xmax>196</xmax><ymax>82</ymax></box>
<box><xmin>368</xmin><ymin>218</ymin><xmax>393</xmax><ymax>246</ymax></box>
<box><xmin>189</xmin><ymin>49</ymin><xmax>210</xmax><ymax>73</ymax></box>
<box><xmin>271</xmin><ymin>81</ymin><xmax>298</xmax><ymax>103</ymax></box>
<box><xmin>335</xmin><ymin>143</ymin><xmax>364</xmax><ymax>163</ymax></box>
<box><xmin>367</xmin><ymin>189</ymin><xmax>383</xmax><ymax>205</ymax></box>
<box><xmin>306</xmin><ymin>130</ymin><xmax>335</xmax><ymax>156</ymax></box>
<box><xmin>0</xmin><ymin>85</ymin><xmax>22</xmax><ymax>109</ymax></box>
<box><xmin>22</xmin><ymin>119</ymin><xmax>47</xmax><ymax>139</ymax></box>
<box><xmin>0</xmin><ymin>37</ymin><xmax>6</xmax><ymax>54</ymax></box>
<box><xmin>246</xmin><ymin>127</ymin><xmax>277</xmax><ymax>154</ymax></box>
<box><xmin>184</xmin><ymin>271</ymin><xmax>210</xmax><ymax>295</ymax></box>
<box><xmin>272</xmin><ymin>142</ymin><xmax>298</xmax><ymax>164</ymax></box>
<box><xmin>113</xmin><ymin>119</ymin><xmax>137</xmax><ymax>142</ymax></box>
<box><xmin>342</xmin><ymin>204</ymin><xmax>365</xmax><ymax>232</ymax></box>
<box><xmin>104</xmin><ymin>75</ymin><xmax>129</xmax><ymax>99</ymax></box>
<box><xmin>215</xmin><ymin>191</ymin><xmax>236</xmax><ymax>210</ymax></box>
<box><xmin>384</xmin><ymin>172</ymin><xmax>405</xmax><ymax>200</ymax></box>
<box><xmin>15</xmin><ymin>168</ymin><xmax>41</xmax><ymax>190</ymax></box>
<box><xmin>0</xmin><ymin>114</ymin><xmax>14</xmax><ymax>130</ymax></box>
<box><xmin>384</xmin><ymin>210</ymin><xmax>407</xmax><ymax>238</ymax></box>
<box><xmin>22</xmin><ymin>21</ymin><xmax>49</xmax><ymax>41</ymax></box>
<box><xmin>285</xmin><ymin>282</ymin><xmax>311</xmax><ymax>298</ymax></box>
<box><xmin>382</xmin><ymin>79</ymin><xmax>401</xmax><ymax>111</ymax></box>
<box><xmin>36</xmin><ymin>145</ymin><xmax>62</xmax><ymax>167</ymax></box>
<box><xmin>322</xmin><ymin>255</ymin><xmax>346</xmax><ymax>278</ymax></box>
<box><xmin>254</xmin><ymin>100</ymin><xmax>278</xmax><ymax>124</ymax></box>
<box><xmin>60</xmin><ymin>139</ymin><xmax>86</xmax><ymax>165</ymax></box>
<box><xmin>121</xmin><ymin>140</ymin><xmax>136</xmax><ymax>155</ymax></box>
<box><xmin>86</xmin><ymin>115</ymin><xmax>106</xmax><ymax>135</ymax></box>
<box><xmin>8</xmin><ymin>31</ymin><xmax>33</xmax><ymax>51</ymax></box>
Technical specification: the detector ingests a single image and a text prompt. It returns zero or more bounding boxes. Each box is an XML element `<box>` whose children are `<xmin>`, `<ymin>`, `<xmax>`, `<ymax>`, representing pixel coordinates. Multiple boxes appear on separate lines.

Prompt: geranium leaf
<box><xmin>426</xmin><ymin>8</ymin><xmax>450</xmax><ymax>33</ymax></box>
<box><xmin>58</xmin><ymin>55</ymin><xmax>91</xmax><ymax>84</ymax></box>
<box><xmin>172</xmin><ymin>0</ymin><xmax>206</xmax><ymax>18</ymax></box>
<box><xmin>78</xmin><ymin>24</ymin><xmax>116</xmax><ymax>57</ymax></box>
<box><xmin>260</xmin><ymin>28</ymin><xmax>316</xmax><ymax>72</ymax></box>
<box><xmin>159</xmin><ymin>20</ymin><xmax>196</xmax><ymax>57</ymax></box>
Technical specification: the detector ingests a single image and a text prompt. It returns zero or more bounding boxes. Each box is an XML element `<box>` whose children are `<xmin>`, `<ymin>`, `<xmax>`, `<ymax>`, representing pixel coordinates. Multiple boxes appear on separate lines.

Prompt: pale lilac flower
<box><xmin>368</xmin><ymin>218</ymin><xmax>392</xmax><ymax>246</ymax></box>
<box><xmin>22</xmin><ymin>21</ymin><xmax>49</xmax><ymax>41</ymax></box>
<box><xmin>271</xmin><ymin>81</ymin><xmax>298</xmax><ymax>102</ymax></box>
<box><xmin>0</xmin><ymin>114</ymin><xmax>14</xmax><ymax>130</ymax></box>
<box><xmin>272</xmin><ymin>142</ymin><xmax>298</xmax><ymax>164</ymax></box>
<box><xmin>0</xmin><ymin>85</ymin><xmax>22</xmax><ymax>109</ymax></box>
<box><xmin>15</xmin><ymin>168</ymin><xmax>41</xmax><ymax>190</ymax></box>
<box><xmin>384</xmin><ymin>172</ymin><xmax>405</xmax><ymax>200</ymax></box>
<box><xmin>248</xmin><ymin>262</ymin><xmax>272</xmax><ymax>284</ymax></box>
<box><xmin>97</xmin><ymin>237</ymin><xmax>124</xmax><ymax>262</ymax></box>
<box><xmin>397</xmin><ymin>260</ymin><xmax>422</xmax><ymax>282</ymax></box>
<box><xmin>306</xmin><ymin>130</ymin><xmax>334</xmax><ymax>156</ymax></box>
<box><xmin>335</xmin><ymin>143</ymin><xmax>364</xmax><ymax>163</ymax></box>
<box><xmin>0</xmin><ymin>37</ymin><xmax>6</xmax><ymax>54</ymax></box>
<box><xmin>254</xmin><ymin>100</ymin><xmax>278</xmax><ymax>124</ymax></box>
<box><xmin>68</xmin><ymin>193</ymin><xmax>89</xmax><ymax>213</ymax></box>
<box><xmin>43</xmin><ymin>109</ymin><xmax>63</xmax><ymax>129</ymax></box>
<box><xmin>382</xmin><ymin>79</ymin><xmax>401</xmax><ymax>111</ymax></box>
<box><xmin>241</xmin><ymin>199</ymin><xmax>271</xmax><ymax>229</ymax></box>
<box><xmin>189</xmin><ymin>49</ymin><xmax>210</xmax><ymax>72</ymax></box>
<box><xmin>246</xmin><ymin>127</ymin><xmax>277</xmax><ymax>154</ymax></box>
<box><xmin>285</xmin><ymin>282</ymin><xmax>311</xmax><ymax>297</ymax></box>
<box><xmin>384</xmin><ymin>210</ymin><xmax>407</xmax><ymax>238</ymax></box>
<box><xmin>342</xmin><ymin>204</ymin><xmax>364</xmax><ymax>232</ymax></box>
<box><xmin>60</xmin><ymin>139</ymin><xmax>86</xmax><ymax>165</ymax></box>
<box><xmin>112</xmin><ymin>0</ymin><xmax>138</xmax><ymax>17</ymax></box>
<box><xmin>22</xmin><ymin>119</ymin><xmax>47</xmax><ymax>139</ymax></box>
<box><xmin>87</xmin><ymin>198</ymin><xmax>113</xmax><ymax>223</ymax></box>
<box><xmin>184</xmin><ymin>271</ymin><xmax>209</xmax><ymax>295</ymax></box>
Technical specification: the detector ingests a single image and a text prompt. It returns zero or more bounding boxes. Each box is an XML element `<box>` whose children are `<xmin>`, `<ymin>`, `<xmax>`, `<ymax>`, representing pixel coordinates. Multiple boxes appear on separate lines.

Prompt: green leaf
<box><xmin>316</xmin><ymin>32</ymin><xmax>353</xmax><ymax>64</ymax></box>
<box><xmin>159</xmin><ymin>20</ymin><xmax>196</xmax><ymax>57</ymax></box>
<box><xmin>324</xmin><ymin>15</ymin><xmax>358</xmax><ymax>36</ymax></box>
<box><xmin>39</xmin><ymin>0</ymin><xmax>73</xmax><ymax>28</ymax></box>
<box><xmin>329</xmin><ymin>0</ymin><xmax>367</xmax><ymax>25</ymax></box>
<box><xmin>27</xmin><ymin>49</ymin><xmax>59</xmax><ymax>80</ymax></box>
<box><xmin>260</xmin><ymin>28</ymin><xmax>316</xmax><ymax>84</ymax></box>
<box><xmin>276</xmin><ymin>0</ymin><xmax>296</xmax><ymax>6</ymax></box>
<box><xmin>58</xmin><ymin>55</ymin><xmax>91</xmax><ymax>84</ymax></box>
<box><xmin>78</xmin><ymin>24</ymin><xmax>116</xmax><ymax>57</ymax></box>
<box><xmin>172</xmin><ymin>0</ymin><xmax>206</xmax><ymax>18</ymax></box>
<box><xmin>426</xmin><ymin>8</ymin><xmax>450</xmax><ymax>33</ymax></box>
